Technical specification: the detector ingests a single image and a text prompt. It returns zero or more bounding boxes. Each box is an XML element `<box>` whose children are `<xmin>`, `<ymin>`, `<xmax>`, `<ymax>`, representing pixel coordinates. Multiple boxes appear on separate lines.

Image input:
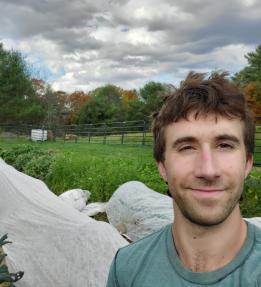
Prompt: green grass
<box><xmin>0</xmin><ymin>137</ymin><xmax>167</xmax><ymax>203</ymax></box>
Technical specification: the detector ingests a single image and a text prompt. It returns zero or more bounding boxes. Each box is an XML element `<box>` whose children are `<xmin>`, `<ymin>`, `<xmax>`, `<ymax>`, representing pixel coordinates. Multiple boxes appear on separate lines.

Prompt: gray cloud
<box><xmin>0</xmin><ymin>0</ymin><xmax>260</xmax><ymax>91</ymax></box>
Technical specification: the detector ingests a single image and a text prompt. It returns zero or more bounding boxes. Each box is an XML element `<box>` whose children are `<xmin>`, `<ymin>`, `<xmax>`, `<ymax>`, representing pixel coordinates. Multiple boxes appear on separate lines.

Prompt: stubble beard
<box><xmin>170</xmin><ymin>178</ymin><xmax>244</xmax><ymax>227</ymax></box>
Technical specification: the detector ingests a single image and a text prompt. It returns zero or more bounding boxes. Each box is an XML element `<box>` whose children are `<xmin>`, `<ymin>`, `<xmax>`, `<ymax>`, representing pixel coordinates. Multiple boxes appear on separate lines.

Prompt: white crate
<box><xmin>31</xmin><ymin>129</ymin><xmax>47</xmax><ymax>141</ymax></box>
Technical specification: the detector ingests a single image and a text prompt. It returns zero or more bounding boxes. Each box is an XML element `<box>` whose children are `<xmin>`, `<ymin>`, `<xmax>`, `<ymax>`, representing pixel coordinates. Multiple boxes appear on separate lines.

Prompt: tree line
<box><xmin>1</xmin><ymin>42</ymin><xmax>261</xmax><ymax>128</ymax></box>
<box><xmin>231</xmin><ymin>45</ymin><xmax>261</xmax><ymax>122</ymax></box>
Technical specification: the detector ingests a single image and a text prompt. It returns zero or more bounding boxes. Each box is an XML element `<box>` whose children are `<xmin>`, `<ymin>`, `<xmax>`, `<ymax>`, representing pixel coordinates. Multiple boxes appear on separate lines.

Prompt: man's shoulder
<box><xmin>245</xmin><ymin>217</ymin><xmax>261</xmax><ymax>241</ymax></box>
<box><xmin>107</xmin><ymin>224</ymin><xmax>174</xmax><ymax>287</ymax></box>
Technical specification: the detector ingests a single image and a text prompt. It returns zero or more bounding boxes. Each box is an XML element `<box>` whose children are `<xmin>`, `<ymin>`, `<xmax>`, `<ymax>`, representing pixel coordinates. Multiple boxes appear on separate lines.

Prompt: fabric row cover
<box><xmin>0</xmin><ymin>159</ymin><xmax>128</xmax><ymax>287</ymax></box>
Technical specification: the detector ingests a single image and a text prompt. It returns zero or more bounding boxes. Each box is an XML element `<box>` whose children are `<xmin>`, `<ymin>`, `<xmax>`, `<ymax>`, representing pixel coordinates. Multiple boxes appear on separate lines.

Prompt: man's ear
<box><xmin>245</xmin><ymin>154</ymin><xmax>253</xmax><ymax>179</ymax></box>
<box><xmin>157</xmin><ymin>161</ymin><xmax>168</xmax><ymax>182</ymax></box>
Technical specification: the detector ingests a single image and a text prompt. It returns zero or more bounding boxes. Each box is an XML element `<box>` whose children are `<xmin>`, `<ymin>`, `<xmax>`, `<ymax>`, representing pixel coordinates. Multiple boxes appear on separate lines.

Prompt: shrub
<box><xmin>1</xmin><ymin>144</ymin><xmax>54</xmax><ymax>180</ymax></box>
<box><xmin>241</xmin><ymin>173</ymin><xmax>261</xmax><ymax>217</ymax></box>
<box><xmin>24</xmin><ymin>154</ymin><xmax>54</xmax><ymax>181</ymax></box>
<box><xmin>1</xmin><ymin>145</ymin><xmax>44</xmax><ymax>165</ymax></box>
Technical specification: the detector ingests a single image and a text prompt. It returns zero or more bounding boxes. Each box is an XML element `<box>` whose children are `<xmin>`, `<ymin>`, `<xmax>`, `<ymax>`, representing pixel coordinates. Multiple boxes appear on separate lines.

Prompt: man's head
<box><xmin>152</xmin><ymin>70</ymin><xmax>255</xmax><ymax>164</ymax></box>
<box><xmin>153</xmin><ymin>71</ymin><xmax>255</xmax><ymax>226</ymax></box>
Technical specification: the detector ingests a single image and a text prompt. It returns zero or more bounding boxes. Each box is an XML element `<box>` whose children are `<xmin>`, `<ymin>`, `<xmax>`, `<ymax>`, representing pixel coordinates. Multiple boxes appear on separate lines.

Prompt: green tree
<box><xmin>231</xmin><ymin>44</ymin><xmax>261</xmax><ymax>85</ymax></box>
<box><xmin>0</xmin><ymin>42</ymin><xmax>42</xmax><ymax>123</ymax></box>
<box><xmin>126</xmin><ymin>81</ymin><xmax>165</xmax><ymax>121</ymax></box>
<box><xmin>140</xmin><ymin>81</ymin><xmax>165</xmax><ymax>113</ymax></box>
<box><xmin>78</xmin><ymin>85</ymin><xmax>125</xmax><ymax>124</ymax></box>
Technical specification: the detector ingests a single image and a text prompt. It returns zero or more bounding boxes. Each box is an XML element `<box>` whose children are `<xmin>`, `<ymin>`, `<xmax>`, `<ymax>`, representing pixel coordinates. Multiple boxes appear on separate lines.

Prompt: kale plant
<box><xmin>0</xmin><ymin>234</ymin><xmax>24</xmax><ymax>287</ymax></box>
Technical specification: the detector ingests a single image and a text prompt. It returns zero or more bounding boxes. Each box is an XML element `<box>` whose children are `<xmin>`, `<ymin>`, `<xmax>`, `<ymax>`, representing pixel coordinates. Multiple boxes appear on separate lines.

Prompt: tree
<box><xmin>0</xmin><ymin>42</ymin><xmax>42</xmax><ymax>123</ymax></box>
<box><xmin>66</xmin><ymin>91</ymin><xmax>91</xmax><ymax>124</ymax></box>
<box><xmin>115</xmin><ymin>87</ymin><xmax>139</xmax><ymax>104</ymax></box>
<box><xmin>38</xmin><ymin>85</ymin><xmax>68</xmax><ymax>128</ymax></box>
<box><xmin>231</xmin><ymin>45</ymin><xmax>261</xmax><ymax>85</ymax></box>
<box><xmin>244</xmin><ymin>81</ymin><xmax>261</xmax><ymax>123</ymax></box>
<box><xmin>139</xmin><ymin>81</ymin><xmax>165</xmax><ymax>114</ymax></box>
<box><xmin>78</xmin><ymin>85</ymin><xmax>125</xmax><ymax>124</ymax></box>
<box><xmin>125</xmin><ymin>81</ymin><xmax>165</xmax><ymax>121</ymax></box>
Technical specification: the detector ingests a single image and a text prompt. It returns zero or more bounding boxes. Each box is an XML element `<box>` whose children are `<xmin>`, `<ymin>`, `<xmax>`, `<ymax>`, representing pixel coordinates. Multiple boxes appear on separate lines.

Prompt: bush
<box><xmin>24</xmin><ymin>155</ymin><xmax>54</xmax><ymax>180</ymax></box>
<box><xmin>1</xmin><ymin>144</ymin><xmax>54</xmax><ymax>180</ymax></box>
<box><xmin>241</xmin><ymin>172</ymin><xmax>261</xmax><ymax>217</ymax></box>
<box><xmin>1</xmin><ymin>145</ymin><xmax>44</xmax><ymax>165</ymax></box>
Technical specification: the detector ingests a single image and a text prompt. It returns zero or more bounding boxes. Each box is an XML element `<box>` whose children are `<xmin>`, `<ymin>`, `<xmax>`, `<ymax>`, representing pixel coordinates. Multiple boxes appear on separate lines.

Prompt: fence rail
<box><xmin>0</xmin><ymin>120</ymin><xmax>154</xmax><ymax>146</ymax></box>
<box><xmin>1</xmin><ymin>117</ymin><xmax>261</xmax><ymax>152</ymax></box>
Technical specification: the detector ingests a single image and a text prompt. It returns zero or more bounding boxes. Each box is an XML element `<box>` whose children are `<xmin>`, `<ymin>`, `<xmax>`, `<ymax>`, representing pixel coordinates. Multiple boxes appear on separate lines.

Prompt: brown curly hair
<box><xmin>152</xmin><ymin>70</ymin><xmax>255</xmax><ymax>163</ymax></box>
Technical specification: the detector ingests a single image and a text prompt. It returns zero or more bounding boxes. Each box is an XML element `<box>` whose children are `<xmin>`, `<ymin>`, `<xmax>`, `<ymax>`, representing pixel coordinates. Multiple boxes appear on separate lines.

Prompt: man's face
<box><xmin>157</xmin><ymin>112</ymin><xmax>253</xmax><ymax>226</ymax></box>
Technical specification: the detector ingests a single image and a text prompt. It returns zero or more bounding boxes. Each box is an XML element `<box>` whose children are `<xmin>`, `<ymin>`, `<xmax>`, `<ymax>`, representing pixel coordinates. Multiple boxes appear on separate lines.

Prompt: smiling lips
<box><xmin>191</xmin><ymin>189</ymin><xmax>224</xmax><ymax>198</ymax></box>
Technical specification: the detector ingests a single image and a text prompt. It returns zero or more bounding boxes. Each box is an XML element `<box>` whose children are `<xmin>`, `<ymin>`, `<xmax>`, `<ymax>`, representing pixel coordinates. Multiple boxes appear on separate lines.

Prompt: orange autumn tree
<box><xmin>244</xmin><ymin>81</ymin><xmax>261</xmax><ymax>124</ymax></box>
<box><xmin>67</xmin><ymin>90</ymin><xmax>91</xmax><ymax>124</ymax></box>
<box><xmin>32</xmin><ymin>78</ymin><xmax>46</xmax><ymax>96</ymax></box>
<box><xmin>118</xmin><ymin>88</ymin><xmax>139</xmax><ymax>104</ymax></box>
<box><xmin>113</xmin><ymin>86</ymin><xmax>139</xmax><ymax>107</ymax></box>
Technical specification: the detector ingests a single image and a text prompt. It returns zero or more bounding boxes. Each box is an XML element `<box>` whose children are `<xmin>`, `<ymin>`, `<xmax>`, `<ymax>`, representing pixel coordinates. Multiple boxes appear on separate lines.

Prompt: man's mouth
<box><xmin>190</xmin><ymin>189</ymin><xmax>224</xmax><ymax>198</ymax></box>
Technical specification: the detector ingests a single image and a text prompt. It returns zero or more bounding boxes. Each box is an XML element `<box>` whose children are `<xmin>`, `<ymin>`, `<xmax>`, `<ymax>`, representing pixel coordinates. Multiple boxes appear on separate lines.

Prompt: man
<box><xmin>107</xmin><ymin>71</ymin><xmax>261</xmax><ymax>286</ymax></box>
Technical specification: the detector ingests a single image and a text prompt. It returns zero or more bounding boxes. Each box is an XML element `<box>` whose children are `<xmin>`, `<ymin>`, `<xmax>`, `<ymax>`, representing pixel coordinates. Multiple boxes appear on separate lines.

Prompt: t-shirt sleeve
<box><xmin>106</xmin><ymin>257</ymin><xmax>118</xmax><ymax>287</ymax></box>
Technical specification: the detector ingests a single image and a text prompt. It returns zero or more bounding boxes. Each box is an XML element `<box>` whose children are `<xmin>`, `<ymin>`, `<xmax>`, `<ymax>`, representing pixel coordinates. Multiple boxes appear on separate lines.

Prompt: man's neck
<box><xmin>172</xmin><ymin>203</ymin><xmax>247</xmax><ymax>272</ymax></box>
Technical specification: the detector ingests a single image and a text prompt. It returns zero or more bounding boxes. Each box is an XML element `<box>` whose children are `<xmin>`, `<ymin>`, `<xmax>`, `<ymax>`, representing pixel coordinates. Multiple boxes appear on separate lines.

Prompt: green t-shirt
<box><xmin>107</xmin><ymin>221</ymin><xmax>261</xmax><ymax>286</ymax></box>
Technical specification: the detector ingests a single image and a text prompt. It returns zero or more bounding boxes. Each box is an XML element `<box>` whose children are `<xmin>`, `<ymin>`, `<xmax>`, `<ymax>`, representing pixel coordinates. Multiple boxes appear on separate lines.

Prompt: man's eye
<box><xmin>217</xmin><ymin>143</ymin><xmax>233</xmax><ymax>149</ymax></box>
<box><xmin>179</xmin><ymin>146</ymin><xmax>194</xmax><ymax>152</ymax></box>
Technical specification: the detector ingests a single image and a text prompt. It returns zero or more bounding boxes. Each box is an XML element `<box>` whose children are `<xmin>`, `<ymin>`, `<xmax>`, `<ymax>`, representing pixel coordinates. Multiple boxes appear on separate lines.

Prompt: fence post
<box><xmin>103</xmin><ymin>123</ymin><xmax>107</xmax><ymax>144</ymax></box>
<box><xmin>142</xmin><ymin>121</ymin><xmax>146</xmax><ymax>146</ymax></box>
<box><xmin>53</xmin><ymin>126</ymin><xmax>56</xmax><ymax>142</ymax></box>
<box><xmin>121</xmin><ymin>122</ymin><xmax>125</xmax><ymax>144</ymax></box>
<box><xmin>89</xmin><ymin>124</ymin><xmax>92</xmax><ymax>143</ymax></box>
<box><xmin>30</xmin><ymin>125</ymin><xmax>32</xmax><ymax>140</ymax></box>
<box><xmin>41</xmin><ymin>126</ymin><xmax>45</xmax><ymax>142</ymax></box>
<box><xmin>17</xmin><ymin>124</ymin><xmax>20</xmax><ymax>138</ymax></box>
<box><xmin>75</xmin><ymin>125</ymin><xmax>78</xmax><ymax>143</ymax></box>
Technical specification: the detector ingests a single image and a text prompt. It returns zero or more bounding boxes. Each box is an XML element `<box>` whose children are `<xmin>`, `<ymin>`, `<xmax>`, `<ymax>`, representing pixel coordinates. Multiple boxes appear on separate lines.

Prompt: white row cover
<box><xmin>59</xmin><ymin>188</ymin><xmax>91</xmax><ymax>211</ymax></box>
<box><xmin>106</xmin><ymin>181</ymin><xmax>174</xmax><ymax>241</ymax></box>
<box><xmin>0</xmin><ymin>158</ymin><xmax>128</xmax><ymax>287</ymax></box>
<box><xmin>82</xmin><ymin>203</ymin><xmax>107</xmax><ymax>217</ymax></box>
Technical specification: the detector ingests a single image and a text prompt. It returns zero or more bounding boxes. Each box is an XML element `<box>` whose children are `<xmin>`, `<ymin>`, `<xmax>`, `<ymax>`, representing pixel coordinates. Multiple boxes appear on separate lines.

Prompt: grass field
<box><xmin>0</xmin><ymin>137</ymin><xmax>166</xmax><ymax>203</ymax></box>
<box><xmin>1</xmin><ymin>136</ymin><xmax>261</xmax><ymax>218</ymax></box>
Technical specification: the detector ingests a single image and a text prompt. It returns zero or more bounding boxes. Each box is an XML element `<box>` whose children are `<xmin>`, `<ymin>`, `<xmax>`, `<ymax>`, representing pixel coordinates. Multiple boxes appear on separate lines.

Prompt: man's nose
<box><xmin>194</xmin><ymin>148</ymin><xmax>221</xmax><ymax>181</ymax></box>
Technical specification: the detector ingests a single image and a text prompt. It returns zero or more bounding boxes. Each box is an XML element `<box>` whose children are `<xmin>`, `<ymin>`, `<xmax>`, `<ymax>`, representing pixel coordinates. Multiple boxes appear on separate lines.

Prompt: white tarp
<box><xmin>0</xmin><ymin>158</ymin><xmax>128</xmax><ymax>287</ymax></box>
<box><xmin>106</xmin><ymin>181</ymin><xmax>174</xmax><ymax>241</ymax></box>
<box><xmin>59</xmin><ymin>188</ymin><xmax>91</xmax><ymax>211</ymax></box>
<box><xmin>81</xmin><ymin>203</ymin><xmax>107</xmax><ymax>217</ymax></box>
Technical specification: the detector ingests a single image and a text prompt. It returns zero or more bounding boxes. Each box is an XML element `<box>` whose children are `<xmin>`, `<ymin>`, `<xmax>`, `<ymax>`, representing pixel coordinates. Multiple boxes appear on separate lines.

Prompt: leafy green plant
<box><xmin>0</xmin><ymin>234</ymin><xmax>24</xmax><ymax>287</ymax></box>
<box><xmin>24</xmin><ymin>154</ymin><xmax>54</xmax><ymax>181</ymax></box>
<box><xmin>13</xmin><ymin>152</ymin><xmax>38</xmax><ymax>172</ymax></box>
<box><xmin>1</xmin><ymin>145</ymin><xmax>44</xmax><ymax>165</ymax></box>
<box><xmin>241</xmin><ymin>172</ymin><xmax>261</xmax><ymax>217</ymax></box>
<box><xmin>1</xmin><ymin>144</ymin><xmax>54</xmax><ymax>180</ymax></box>
<box><xmin>243</xmin><ymin>173</ymin><xmax>261</xmax><ymax>207</ymax></box>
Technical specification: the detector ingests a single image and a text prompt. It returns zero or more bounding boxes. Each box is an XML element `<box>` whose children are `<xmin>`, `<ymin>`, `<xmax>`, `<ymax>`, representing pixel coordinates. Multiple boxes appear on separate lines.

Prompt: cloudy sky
<box><xmin>0</xmin><ymin>0</ymin><xmax>260</xmax><ymax>92</ymax></box>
